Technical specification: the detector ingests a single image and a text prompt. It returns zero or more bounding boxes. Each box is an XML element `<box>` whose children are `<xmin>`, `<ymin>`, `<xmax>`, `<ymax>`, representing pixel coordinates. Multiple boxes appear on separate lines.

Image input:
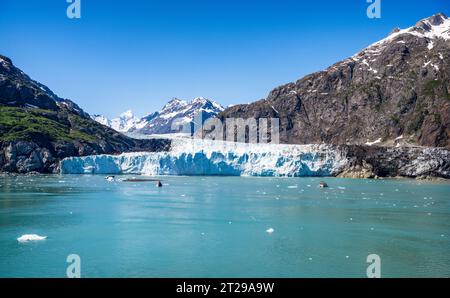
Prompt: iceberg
<box><xmin>17</xmin><ymin>234</ymin><xmax>47</xmax><ymax>242</ymax></box>
<box><xmin>60</xmin><ymin>139</ymin><xmax>348</xmax><ymax>177</ymax></box>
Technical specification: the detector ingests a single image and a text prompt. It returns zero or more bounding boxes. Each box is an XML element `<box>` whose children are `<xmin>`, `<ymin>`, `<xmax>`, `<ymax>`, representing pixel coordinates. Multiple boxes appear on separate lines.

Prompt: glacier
<box><xmin>60</xmin><ymin>139</ymin><xmax>348</xmax><ymax>176</ymax></box>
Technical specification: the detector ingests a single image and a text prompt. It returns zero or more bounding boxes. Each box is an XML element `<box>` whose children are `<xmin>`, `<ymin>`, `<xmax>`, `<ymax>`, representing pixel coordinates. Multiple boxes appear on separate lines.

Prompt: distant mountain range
<box><xmin>92</xmin><ymin>97</ymin><xmax>224</xmax><ymax>135</ymax></box>
<box><xmin>220</xmin><ymin>13</ymin><xmax>450</xmax><ymax>148</ymax></box>
<box><xmin>91</xmin><ymin>110</ymin><xmax>142</xmax><ymax>133</ymax></box>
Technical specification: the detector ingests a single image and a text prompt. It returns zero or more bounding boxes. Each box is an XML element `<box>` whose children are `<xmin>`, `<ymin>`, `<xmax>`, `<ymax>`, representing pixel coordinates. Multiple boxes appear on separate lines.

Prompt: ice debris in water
<box><xmin>17</xmin><ymin>234</ymin><xmax>47</xmax><ymax>242</ymax></box>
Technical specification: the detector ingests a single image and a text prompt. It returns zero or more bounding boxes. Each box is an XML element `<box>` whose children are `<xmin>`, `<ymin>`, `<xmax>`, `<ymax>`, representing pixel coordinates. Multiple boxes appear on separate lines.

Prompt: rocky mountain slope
<box><xmin>0</xmin><ymin>55</ymin><xmax>170</xmax><ymax>173</ymax></box>
<box><xmin>92</xmin><ymin>97</ymin><xmax>224</xmax><ymax>135</ymax></box>
<box><xmin>219</xmin><ymin>13</ymin><xmax>450</xmax><ymax>148</ymax></box>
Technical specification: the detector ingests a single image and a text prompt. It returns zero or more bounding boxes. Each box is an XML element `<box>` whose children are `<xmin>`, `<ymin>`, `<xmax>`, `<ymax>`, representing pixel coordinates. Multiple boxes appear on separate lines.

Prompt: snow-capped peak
<box><xmin>91</xmin><ymin>114</ymin><xmax>110</xmax><ymax>126</ymax></box>
<box><xmin>385</xmin><ymin>12</ymin><xmax>450</xmax><ymax>41</ymax></box>
<box><xmin>192</xmin><ymin>97</ymin><xmax>209</xmax><ymax>104</ymax></box>
<box><xmin>91</xmin><ymin>110</ymin><xmax>142</xmax><ymax>132</ymax></box>
<box><xmin>192</xmin><ymin>97</ymin><xmax>224</xmax><ymax>112</ymax></box>
<box><xmin>370</xmin><ymin>13</ymin><xmax>449</xmax><ymax>49</ymax></box>
<box><xmin>413</xmin><ymin>13</ymin><xmax>449</xmax><ymax>37</ymax></box>
<box><xmin>136</xmin><ymin>97</ymin><xmax>224</xmax><ymax>135</ymax></box>
<box><xmin>162</xmin><ymin>98</ymin><xmax>188</xmax><ymax>112</ymax></box>
<box><xmin>91</xmin><ymin>97</ymin><xmax>224</xmax><ymax>135</ymax></box>
<box><xmin>120</xmin><ymin>110</ymin><xmax>135</xmax><ymax>120</ymax></box>
<box><xmin>0</xmin><ymin>55</ymin><xmax>12</xmax><ymax>65</ymax></box>
<box><xmin>348</xmin><ymin>13</ymin><xmax>449</xmax><ymax>65</ymax></box>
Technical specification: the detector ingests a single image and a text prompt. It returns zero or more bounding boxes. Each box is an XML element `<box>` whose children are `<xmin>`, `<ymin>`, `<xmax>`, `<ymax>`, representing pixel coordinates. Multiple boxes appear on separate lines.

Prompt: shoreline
<box><xmin>2</xmin><ymin>171</ymin><xmax>449</xmax><ymax>183</ymax></box>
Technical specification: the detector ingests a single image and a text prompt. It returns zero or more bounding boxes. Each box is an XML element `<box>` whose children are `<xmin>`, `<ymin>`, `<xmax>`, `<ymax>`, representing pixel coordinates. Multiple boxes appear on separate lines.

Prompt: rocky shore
<box><xmin>0</xmin><ymin>139</ymin><xmax>171</xmax><ymax>174</ymax></box>
<box><xmin>335</xmin><ymin>145</ymin><xmax>450</xmax><ymax>179</ymax></box>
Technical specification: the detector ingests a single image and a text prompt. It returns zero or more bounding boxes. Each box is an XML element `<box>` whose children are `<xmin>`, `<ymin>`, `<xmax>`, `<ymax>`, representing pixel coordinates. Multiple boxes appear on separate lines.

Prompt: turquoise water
<box><xmin>0</xmin><ymin>175</ymin><xmax>449</xmax><ymax>277</ymax></box>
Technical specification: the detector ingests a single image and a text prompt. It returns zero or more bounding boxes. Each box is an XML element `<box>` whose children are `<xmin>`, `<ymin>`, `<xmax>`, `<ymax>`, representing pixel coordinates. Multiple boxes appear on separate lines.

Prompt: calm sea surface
<box><xmin>0</xmin><ymin>175</ymin><xmax>449</xmax><ymax>277</ymax></box>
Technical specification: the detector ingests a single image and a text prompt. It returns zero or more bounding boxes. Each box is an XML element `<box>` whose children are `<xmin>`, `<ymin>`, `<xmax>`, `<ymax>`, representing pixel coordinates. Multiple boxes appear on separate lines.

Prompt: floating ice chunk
<box><xmin>266</xmin><ymin>228</ymin><xmax>275</xmax><ymax>234</ymax></box>
<box><xmin>17</xmin><ymin>234</ymin><xmax>47</xmax><ymax>242</ymax></box>
<box><xmin>287</xmin><ymin>185</ymin><xmax>298</xmax><ymax>189</ymax></box>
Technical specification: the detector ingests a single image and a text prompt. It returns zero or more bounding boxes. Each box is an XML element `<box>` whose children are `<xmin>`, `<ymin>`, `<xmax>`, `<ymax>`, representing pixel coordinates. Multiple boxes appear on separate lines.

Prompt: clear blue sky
<box><xmin>0</xmin><ymin>0</ymin><xmax>448</xmax><ymax>118</ymax></box>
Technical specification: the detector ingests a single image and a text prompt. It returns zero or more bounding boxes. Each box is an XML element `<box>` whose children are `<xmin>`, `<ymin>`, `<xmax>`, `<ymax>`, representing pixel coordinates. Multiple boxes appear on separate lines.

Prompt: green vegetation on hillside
<box><xmin>423</xmin><ymin>79</ymin><xmax>450</xmax><ymax>100</ymax></box>
<box><xmin>0</xmin><ymin>106</ymin><xmax>96</xmax><ymax>142</ymax></box>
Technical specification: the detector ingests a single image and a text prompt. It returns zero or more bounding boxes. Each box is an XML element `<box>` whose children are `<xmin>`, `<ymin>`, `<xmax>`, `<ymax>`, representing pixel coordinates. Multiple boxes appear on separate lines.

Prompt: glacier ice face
<box><xmin>60</xmin><ymin>139</ymin><xmax>348</xmax><ymax>176</ymax></box>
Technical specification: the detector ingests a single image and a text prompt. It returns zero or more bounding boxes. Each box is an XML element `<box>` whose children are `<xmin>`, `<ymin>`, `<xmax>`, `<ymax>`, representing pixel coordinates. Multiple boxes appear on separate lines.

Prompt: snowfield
<box><xmin>60</xmin><ymin>139</ymin><xmax>348</xmax><ymax>176</ymax></box>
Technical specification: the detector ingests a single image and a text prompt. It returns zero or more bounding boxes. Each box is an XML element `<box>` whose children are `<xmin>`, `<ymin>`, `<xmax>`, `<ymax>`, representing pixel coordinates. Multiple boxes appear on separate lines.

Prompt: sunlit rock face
<box><xmin>219</xmin><ymin>13</ymin><xmax>450</xmax><ymax>148</ymax></box>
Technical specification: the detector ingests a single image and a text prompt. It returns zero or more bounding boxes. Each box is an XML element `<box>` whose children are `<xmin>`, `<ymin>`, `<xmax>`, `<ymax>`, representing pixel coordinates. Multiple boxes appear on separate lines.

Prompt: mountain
<box><xmin>0</xmin><ymin>55</ymin><xmax>87</xmax><ymax>117</ymax></box>
<box><xmin>0</xmin><ymin>55</ymin><xmax>170</xmax><ymax>173</ymax></box>
<box><xmin>93</xmin><ymin>97</ymin><xmax>224</xmax><ymax>135</ymax></box>
<box><xmin>219</xmin><ymin>13</ymin><xmax>450</xmax><ymax>148</ymax></box>
<box><xmin>136</xmin><ymin>97</ymin><xmax>224</xmax><ymax>135</ymax></box>
<box><xmin>91</xmin><ymin>110</ymin><xmax>142</xmax><ymax>133</ymax></box>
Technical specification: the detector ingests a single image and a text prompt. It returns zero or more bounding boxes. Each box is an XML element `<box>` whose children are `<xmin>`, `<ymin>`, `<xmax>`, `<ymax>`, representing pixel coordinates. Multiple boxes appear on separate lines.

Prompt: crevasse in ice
<box><xmin>60</xmin><ymin>139</ymin><xmax>348</xmax><ymax>176</ymax></box>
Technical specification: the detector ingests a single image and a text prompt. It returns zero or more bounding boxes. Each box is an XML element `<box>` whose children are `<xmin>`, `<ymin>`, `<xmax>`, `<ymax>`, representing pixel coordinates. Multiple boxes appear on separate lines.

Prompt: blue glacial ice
<box><xmin>60</xmin><ymin>139</ymin><xmax>348</xmax><ymax>176</ymax></box>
